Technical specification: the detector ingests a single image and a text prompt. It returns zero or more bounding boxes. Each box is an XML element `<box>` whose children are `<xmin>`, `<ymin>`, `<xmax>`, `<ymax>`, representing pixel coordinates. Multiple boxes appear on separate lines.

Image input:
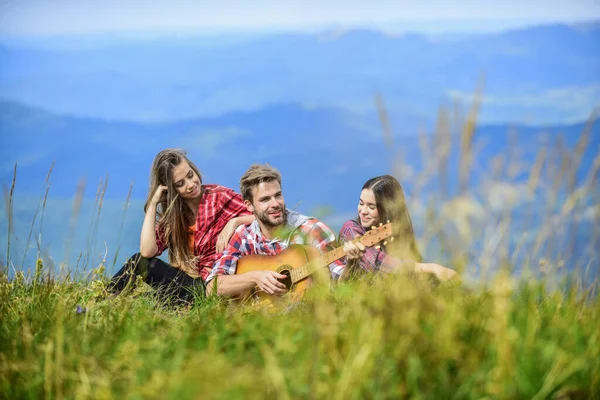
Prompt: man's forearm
<box><xmin>206</xmin><ymin>273</ymin><xmax>256</xmax><ymax>297</ymax></box>
<box><xmin>232</xmin><ymin>215</ymin><xmax>254</xmax><ymax>226</ymax></box>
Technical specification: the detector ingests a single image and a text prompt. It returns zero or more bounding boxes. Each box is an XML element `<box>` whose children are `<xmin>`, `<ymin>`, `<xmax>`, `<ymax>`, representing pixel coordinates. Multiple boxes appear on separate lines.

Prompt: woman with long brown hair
<box><xmin>339</xmin><ymin>175</ymin><xmax>460</xmax><ymax>283</ymax></box>
<box><xmin>108</xmin><ymin>148</ymin><xmax>253</xmax><ymax>303</ymax></box>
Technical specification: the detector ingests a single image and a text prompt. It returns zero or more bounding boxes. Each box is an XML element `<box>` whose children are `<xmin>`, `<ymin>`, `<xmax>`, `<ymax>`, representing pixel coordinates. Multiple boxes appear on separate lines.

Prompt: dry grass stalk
<box><xmin>112</xmin><ymin>181</ymin><xmax>134</xmax><ymax>269</ymax></box>
<box><xmin>3</xmin><ymin>162</ymin><xmax>17</xmax><ymax>270</ymax></box>
<box><xmin>459</xmin><ymin>74</ymin><xmax>485</xmax><ymax>194</ymax></box>
<box><xmin>64</xmin><ymin>178</ymin><xmax>86</xmax><ymax>271</ymax></box>
<box><xmin>21</xmin><ymin>162</ymin><xmax>55</xmax><ymax>269</ymax></box>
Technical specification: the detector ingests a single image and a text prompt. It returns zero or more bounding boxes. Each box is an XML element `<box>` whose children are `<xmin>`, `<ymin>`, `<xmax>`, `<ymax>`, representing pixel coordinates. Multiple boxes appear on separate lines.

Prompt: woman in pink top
<box><xmin>339</xmin><ymin>175</ymin><xmax>460</xmax><ymax>284</ymax></box>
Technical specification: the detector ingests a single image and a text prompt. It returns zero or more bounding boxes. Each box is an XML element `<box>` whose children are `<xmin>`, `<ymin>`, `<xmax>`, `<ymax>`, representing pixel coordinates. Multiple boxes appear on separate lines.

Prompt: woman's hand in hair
<box><xmin>140</xmin><ymin>185</ymin><xmax>167</xmax><ymax>258</ymax></box>
<box><xmin>151</xmin><ymin>185</ymin><xmax>168</xmax><ymax>206</ymax></box>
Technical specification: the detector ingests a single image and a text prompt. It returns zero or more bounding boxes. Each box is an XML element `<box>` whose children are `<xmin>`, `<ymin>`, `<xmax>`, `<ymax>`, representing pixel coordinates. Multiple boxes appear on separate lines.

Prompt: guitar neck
<box><xmin>291</xmin><ymin>223</ymin><xmax>392</xmax><ymax>283</ymax></box>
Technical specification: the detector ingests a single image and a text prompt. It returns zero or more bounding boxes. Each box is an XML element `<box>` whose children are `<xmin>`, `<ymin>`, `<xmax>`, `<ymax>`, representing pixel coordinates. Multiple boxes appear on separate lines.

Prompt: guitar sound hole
<box><xmin>278</xmin><ymin>269</ymin><xmax>293</xmax><ymax>291</ymax></box>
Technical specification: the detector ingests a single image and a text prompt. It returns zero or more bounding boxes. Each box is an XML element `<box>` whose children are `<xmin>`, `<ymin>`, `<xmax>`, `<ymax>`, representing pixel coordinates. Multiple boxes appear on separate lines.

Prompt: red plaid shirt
<box><xmin>155</xmin><ymin>184</ymin><xmax>252</xmax><ymax>280</ymax></box>
<box><xmin>207</xmin><ymin>210</ymin><xmax>345</xmax><ymax>283</ymax></box>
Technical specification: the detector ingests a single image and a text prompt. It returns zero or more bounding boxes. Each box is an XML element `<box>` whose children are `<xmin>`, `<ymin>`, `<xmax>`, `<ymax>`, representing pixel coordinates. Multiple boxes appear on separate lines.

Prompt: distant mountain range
<box><xmin>2</xmin><ymin>100</ymin><xmax>598</xmax><ymax>206</ymax></box>
<box><xmin>1</xmin><ymin>23</ymin><xmax>598</xmax><ymax>123</ymax></box>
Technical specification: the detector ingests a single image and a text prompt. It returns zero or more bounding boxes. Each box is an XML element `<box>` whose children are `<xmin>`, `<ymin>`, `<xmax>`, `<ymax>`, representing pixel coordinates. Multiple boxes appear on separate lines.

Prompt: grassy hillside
<box><xmin>1</xmin><ymin>270</ymin><xmax>598</xmax><ymax>399</ymax></box>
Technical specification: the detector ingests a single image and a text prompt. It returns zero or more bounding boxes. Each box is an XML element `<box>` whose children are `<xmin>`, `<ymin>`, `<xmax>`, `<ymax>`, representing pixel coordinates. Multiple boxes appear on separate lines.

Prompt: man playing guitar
<box><xmin>205</xmin><ymin>163</ymin><xmax>365</xmax><ymax>299</ymax></box>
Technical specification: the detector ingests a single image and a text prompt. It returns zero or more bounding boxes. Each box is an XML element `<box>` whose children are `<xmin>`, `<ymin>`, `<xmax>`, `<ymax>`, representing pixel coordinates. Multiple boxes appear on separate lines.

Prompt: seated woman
<box><xmin>108</xmin><ymin>148</ymin><xmax>253</xmax><ymax>303</ymax></box>
<box><xmin>339</xmin><ymin>175</ymin><xmax>460</xmax><ymax>284</ymax></box>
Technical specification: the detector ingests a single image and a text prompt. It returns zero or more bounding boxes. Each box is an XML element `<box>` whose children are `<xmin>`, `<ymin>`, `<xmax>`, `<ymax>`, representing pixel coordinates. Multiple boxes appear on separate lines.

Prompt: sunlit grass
<box><xmin>1</xmin><ymin>268</ymin><xmax>598</xmax><ymax>399</ymax></box>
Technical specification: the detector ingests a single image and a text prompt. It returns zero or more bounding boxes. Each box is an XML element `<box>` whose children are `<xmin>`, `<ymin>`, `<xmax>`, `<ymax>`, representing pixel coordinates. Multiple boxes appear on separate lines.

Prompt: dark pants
<box><xmin>109</xmin><ymin>253</ymin><xmax>205</xmax><ymax>304</ymax></box>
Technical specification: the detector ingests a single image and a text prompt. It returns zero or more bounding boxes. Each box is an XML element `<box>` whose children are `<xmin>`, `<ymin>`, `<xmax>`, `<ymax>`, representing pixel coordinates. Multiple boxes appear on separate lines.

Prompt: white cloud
<box><xmin>448</xmin><ymin>84</ymin><xmax>600</xmax><ymax>123</ymax></box>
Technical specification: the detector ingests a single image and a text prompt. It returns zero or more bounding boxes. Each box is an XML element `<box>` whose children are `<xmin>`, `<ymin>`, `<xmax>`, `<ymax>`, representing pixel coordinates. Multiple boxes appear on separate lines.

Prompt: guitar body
<box><xmin>231</xmin><ymin>222</ymin><xmax>393</xmax><ymax>311</ymax></box>
<box><xmin>235</xmin><ymin>244</ymin><xmax>323</xmax><ymax>309</ymax></box>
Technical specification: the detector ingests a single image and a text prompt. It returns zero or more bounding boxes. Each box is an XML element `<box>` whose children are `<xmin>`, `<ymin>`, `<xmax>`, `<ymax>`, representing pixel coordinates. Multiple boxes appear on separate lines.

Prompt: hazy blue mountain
<box><xmin>3</xmin><ymin>100</ymin><xmax>597</xmax><ymax>204</ymax></box>
<box><xmin>1</xmin><ymin>23</ymin><xmax>598</xmax><ymax>123</ymax></box>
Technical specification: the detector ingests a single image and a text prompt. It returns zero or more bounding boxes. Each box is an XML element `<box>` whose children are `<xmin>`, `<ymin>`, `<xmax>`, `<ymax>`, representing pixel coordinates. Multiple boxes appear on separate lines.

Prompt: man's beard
<box><xmin>256</xmin><ymin>205</ymin><xmax>287</xmax><ymax>229</ymax></box>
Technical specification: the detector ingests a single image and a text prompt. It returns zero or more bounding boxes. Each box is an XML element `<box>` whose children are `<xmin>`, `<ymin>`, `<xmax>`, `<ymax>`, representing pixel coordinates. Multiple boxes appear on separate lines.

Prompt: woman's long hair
<box><xmin>145</xmin><ymin>149</ymin><xmax>203</xmax><ymax>275</ymax></box>
<box><xmin>360</xmin><ymin>175</ymin><xmax>422</xmax><ymax>262</ymax></box>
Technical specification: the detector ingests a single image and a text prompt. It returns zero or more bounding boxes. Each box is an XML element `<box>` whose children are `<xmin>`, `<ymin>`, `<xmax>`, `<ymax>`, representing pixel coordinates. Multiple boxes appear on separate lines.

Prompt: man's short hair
<box><xmin>239</xmin><ymin>164</ymin><xmax>282</xmax><ymax>202</ymax></box>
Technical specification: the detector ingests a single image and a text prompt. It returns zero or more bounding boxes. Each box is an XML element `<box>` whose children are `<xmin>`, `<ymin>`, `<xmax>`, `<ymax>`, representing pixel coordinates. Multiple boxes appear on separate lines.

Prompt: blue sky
<box><xmin>1</xmin><ymin>0</ymin><xmax>600</xmax><ymax>37</ymax></box>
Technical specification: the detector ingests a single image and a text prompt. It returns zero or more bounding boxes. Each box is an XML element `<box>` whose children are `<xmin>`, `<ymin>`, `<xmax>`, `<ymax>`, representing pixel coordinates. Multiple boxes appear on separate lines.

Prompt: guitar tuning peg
<box><xmin>379</xmin><ymin>222</ymin><xmax>383</xmax><ymax>226</ymax></box>
<box><xmin>383</xmin><ymin>241</ymin><xmax>388</xmax><ymax>246</ymax></box>
<box><xmin>375</xmin><ymin>245</ymin><xmax>381</xmax><ymax>250</ymax></box>
<box><xmin>387</xmin><ymin>220</ymin><xmax>390</xmax><ymax>223</ymax></box>
<box><xmin>390</xmin><ymin>237</ymin><xmax>395</xmax><ymax>241</ymax></box>
<box><xmin>371</xmin><ymin>226</ymin><xmax>376</xmax><ymax>230</ymax></box>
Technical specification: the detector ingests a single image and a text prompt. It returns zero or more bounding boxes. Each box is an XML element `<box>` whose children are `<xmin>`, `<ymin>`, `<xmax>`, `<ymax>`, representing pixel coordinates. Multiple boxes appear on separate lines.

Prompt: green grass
<box><xmin>1</xmin><ymin>268</ymin><xmax>598</xmax><ymax>399</ymax></box>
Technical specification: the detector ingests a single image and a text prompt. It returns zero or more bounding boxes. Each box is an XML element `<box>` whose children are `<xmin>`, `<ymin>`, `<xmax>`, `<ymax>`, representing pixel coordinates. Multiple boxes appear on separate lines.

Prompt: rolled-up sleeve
<box><xmin>206</xmin><ymin>226</ymin><xmax>247</xmax><ymax>283</ymax></box>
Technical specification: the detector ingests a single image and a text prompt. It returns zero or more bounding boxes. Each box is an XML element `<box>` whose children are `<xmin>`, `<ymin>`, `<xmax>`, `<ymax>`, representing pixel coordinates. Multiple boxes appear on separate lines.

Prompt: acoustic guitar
<box><xmin>234</xmin><ymin>222</ymin><xmax>393</xmax><ymax>309</ymax></box>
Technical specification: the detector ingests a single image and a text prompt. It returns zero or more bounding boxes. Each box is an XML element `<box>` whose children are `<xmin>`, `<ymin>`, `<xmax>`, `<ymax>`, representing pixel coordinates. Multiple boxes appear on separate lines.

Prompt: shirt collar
<box><xmin>248</xmin><ymin>210</ymin><xmax>306</xmax><ymax>245</ymax></box>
